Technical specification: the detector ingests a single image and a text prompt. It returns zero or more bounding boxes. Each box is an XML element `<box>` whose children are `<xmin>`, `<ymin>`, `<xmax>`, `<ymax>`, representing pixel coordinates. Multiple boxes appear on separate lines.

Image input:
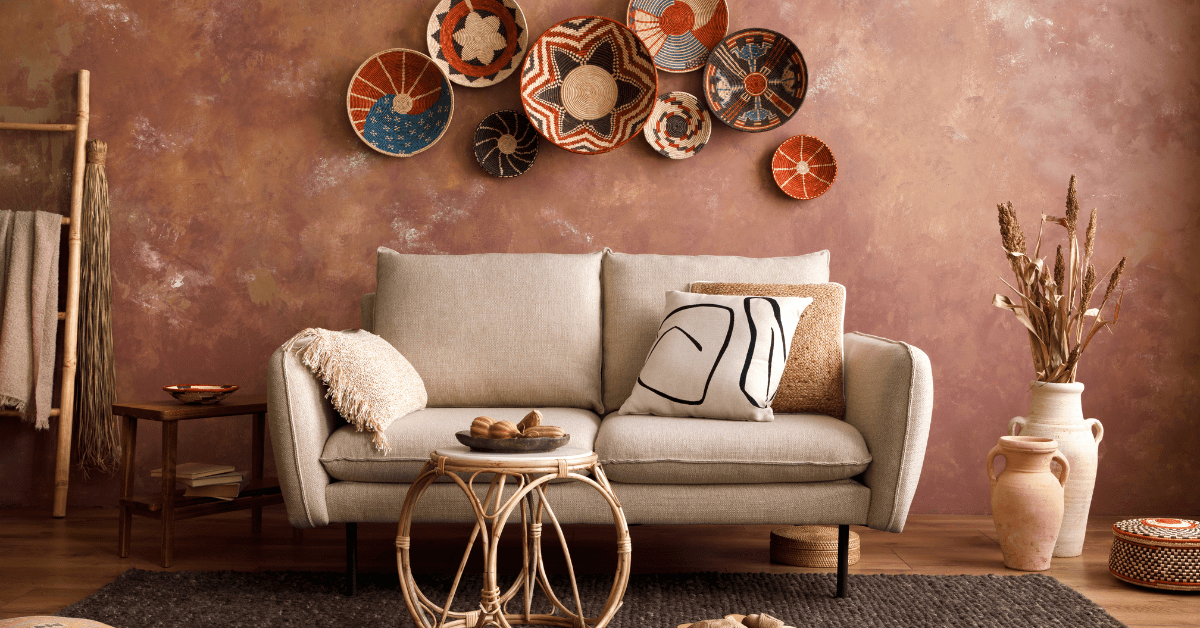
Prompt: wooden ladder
<box><xmin>0</xmin><ymin>70</ymin><xmax>90</xmax><ymax>517</ymax></box>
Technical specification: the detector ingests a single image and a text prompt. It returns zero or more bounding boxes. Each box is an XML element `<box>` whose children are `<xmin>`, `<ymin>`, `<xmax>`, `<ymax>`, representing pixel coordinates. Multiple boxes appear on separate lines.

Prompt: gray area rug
<box><xmin>60</xmin><ymin>570</ymin><xmax>1125</xmax><ymax>628</ymax></box>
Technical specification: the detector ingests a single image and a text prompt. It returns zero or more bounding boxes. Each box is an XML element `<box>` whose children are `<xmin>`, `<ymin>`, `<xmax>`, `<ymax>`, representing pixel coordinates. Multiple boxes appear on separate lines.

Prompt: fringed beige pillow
<box><xmin>283</xmin><ymin>328</ymin><xmax>426</xmax><ymax>452</ymax></box>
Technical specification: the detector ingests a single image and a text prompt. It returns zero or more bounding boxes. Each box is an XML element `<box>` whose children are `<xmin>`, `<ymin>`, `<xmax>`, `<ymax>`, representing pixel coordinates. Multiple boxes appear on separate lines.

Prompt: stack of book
<box><xmin>151</xmin><ymin>463</ymin><xmax>244</xmax><ymax>500</ymax></box>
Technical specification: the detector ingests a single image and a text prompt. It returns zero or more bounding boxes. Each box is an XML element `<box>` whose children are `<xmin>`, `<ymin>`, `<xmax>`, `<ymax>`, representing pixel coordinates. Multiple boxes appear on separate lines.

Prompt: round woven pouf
<box><xmin>0</xmin><ymin>618</ymin><xmax>114</xmax><ymax>628</ymax></box>
<box><xmin>1109</xmin><ymin>518</ymin><xmax>1200</xmax><ymax>591</ymax></box>
<box><xmin>770</xmin><ymin>526</ymin><xmax>859</xmax><ymax>568</ymax></box>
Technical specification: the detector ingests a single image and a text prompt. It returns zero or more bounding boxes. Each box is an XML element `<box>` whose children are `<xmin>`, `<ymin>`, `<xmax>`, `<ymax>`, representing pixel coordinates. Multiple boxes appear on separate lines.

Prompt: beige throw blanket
<box><xmin>0</xmin><ymin>210</ymin><xmax>62</xmax><ymax>429</ymax></box>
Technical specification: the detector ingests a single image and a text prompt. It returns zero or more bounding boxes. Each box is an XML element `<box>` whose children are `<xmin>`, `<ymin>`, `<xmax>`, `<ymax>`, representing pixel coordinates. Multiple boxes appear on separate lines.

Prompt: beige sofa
<box><xmin>267</xmin><ymin>249</ymin><xmax>933</xmax><ymax>595</ymax></box>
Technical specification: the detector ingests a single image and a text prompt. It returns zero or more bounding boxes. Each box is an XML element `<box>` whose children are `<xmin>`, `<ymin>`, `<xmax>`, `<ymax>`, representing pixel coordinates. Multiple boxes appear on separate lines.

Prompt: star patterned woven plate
<box><xmin>771</xmin><ymin>135</ymin><xmax>837</xmax><ymax>199</ymax></box>
<box><xmin>427</xmin><ymin>0</ymin><xmax>528</xmax><ymax>87</ymax></box>
<box><xmin>474</xmin><ymin>110</ymin><xmax>539</xmax><ymax>177</ymax></box>
<box><xmin>520</xmin><ymin>16</ymin><xmax>658</xmax><ymax>154</ymax></box>
<box><xmin>643</xmin><ymin>91</ymin><xmax>711</xmax><ymax>158</ymax></box>
<box><xmin>704</xmin><ymin>28</ymin><xmax>807</xmax><ymax>132</ymax></box>
<box><xmin>346</xmin><ymin>49</ymin><xmax>454</xmax><ymax>157</ymax></box>
<box><xmin>627</xmin><ymin>0</ymin><xmax>729</xmax><ymax>73</ymax></box>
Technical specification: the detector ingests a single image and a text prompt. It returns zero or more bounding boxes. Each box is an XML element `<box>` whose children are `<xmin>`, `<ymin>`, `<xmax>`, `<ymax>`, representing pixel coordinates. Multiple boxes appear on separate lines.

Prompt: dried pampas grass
<box><xmin>993</xmin><ymin>175</ymin><xmax>1126</xmax><ymax>383</ymax></box>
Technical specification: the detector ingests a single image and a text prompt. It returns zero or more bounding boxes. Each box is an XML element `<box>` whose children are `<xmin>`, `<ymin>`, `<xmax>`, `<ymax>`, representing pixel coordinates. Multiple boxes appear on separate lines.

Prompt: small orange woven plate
<box><xmin>772</xmin><ymin>135</ymin><xmax>837</xmax><ymax>200</ymax></box>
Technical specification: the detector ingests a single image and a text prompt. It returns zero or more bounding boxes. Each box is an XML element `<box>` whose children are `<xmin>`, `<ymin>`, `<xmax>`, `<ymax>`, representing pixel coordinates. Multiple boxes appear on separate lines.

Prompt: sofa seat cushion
<box><xmin>320</xmin><ymin>408</ymin><xmax>601</xmax><ymax>483</ymax></box>
<box><xmin>595</xmin><ymin>412</ymin><xmax>871</xmax><ymax>484</ymax></box>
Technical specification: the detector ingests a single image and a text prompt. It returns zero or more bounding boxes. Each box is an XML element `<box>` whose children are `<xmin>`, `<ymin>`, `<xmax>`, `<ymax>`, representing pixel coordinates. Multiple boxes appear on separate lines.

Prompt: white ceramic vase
<box><xmin>1008</xmin><ymin>381</ymin><xmax>1103</xmax><ymax>557</ymax></box>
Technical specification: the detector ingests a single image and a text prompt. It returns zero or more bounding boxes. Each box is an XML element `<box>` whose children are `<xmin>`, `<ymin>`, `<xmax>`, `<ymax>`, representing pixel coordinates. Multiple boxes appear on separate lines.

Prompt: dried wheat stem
<box><xmin>1083</xmin><ymin>208</ymin><xmax>1097</xmax><ymax>264</ymax></box>
<box><xmin>1065</xmin><ymin>174</ymin><xmax>1080</xmax><ymax>239</ymax></box>
<box><xmin>1053</xmin><ymin>246</ymin><xmax>1064</xmax><ymax>288</ymax></box>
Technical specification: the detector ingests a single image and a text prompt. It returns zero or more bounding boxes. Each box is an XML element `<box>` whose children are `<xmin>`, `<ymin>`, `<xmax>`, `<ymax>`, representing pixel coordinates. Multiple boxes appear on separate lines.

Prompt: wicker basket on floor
<box><xmin>770</xmin><ymin>526</ymin><xmax>860</xmax><ymax>568</ymax></box>
<box><xmin>1109</xmin><ymin>518</ymin><xmax>1200</xmax><ymax>591</ymax></box>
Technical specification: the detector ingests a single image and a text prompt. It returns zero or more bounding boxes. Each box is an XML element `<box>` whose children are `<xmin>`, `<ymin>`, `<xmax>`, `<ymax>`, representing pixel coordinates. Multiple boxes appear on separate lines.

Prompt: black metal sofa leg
<box><xmin>836</xmin><ymin>524</ymin><xmax>850</xmax><ymax>598</ymax></box>
<box><xmin>346</xmin><ymin>522</ymin><xmax>358</xmax><ymax>596</ymax></box>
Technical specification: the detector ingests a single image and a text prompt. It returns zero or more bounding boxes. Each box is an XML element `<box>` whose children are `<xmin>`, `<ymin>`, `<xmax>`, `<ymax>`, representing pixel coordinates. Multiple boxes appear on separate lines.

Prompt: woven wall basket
<box><xmin>474</xmin><ymin>110</ymin><xmax>539</xmax><ymax>177</ymax></box>
<box><xmin>1109</xmin><ymin>518</ymin><xmax>1200</xmax><ymax>591</ymax></box>
<box><xmin>520</xmin><ymin>16</ymin><xmax>658</xmax><ymax>154</ymax></box>
<box><xmin>772</xmin><ymin>135</ymin><xmax>837</xmax><ymax>200</ymax></box>
<box><xmin>704</xmin><ymin>28</ymin><xmax>807</xmax><ymax>132</ymax></box>
<box><xmin>626</xmin><ymin>0</ymin><xmax>728</xmax><ymax>73</ymax></box>
<box><xmin>426</xmin><ymin>0</ymin><xmax>528</xmax><ymax>87</ymax></box>
<box><xmin>770</xmin><ymin>526</ymin><xmax>860</xmax><ymax>568</ymax></box>
<box><xmin>346</xmin><ymin>49</ymin><xmax>454</xmax><ymax>157</ymax></box>
<box><xmin>644</xmin><ymin>91</ymin><xmax>711</xmax><ymax>159</ymax></box>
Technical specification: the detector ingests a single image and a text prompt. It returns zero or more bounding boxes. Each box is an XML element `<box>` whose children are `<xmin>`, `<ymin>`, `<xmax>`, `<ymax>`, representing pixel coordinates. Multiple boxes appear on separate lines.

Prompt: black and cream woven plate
<box><xmin>473</xmin><ymin>110</ymin><xmax>539</xmax><ymax>177</ymax></box>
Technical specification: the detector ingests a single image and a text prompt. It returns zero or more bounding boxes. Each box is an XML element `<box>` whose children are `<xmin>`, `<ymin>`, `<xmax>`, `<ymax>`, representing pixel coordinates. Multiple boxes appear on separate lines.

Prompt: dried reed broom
<box><xmin>993</xmin><ymin>175</ymin><xmax>1126</xmax><ymax>383</ymax></box>
<box><xmin>77</xmin><ymin>140</ymin><xmax>119</xmax><ymax>474</ymax></box>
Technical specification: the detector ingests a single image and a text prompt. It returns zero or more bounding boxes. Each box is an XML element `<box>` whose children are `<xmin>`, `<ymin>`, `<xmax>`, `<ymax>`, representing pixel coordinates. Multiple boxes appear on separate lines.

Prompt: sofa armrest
<box><xmin>267</xmin><ymin>345</ymin><xmax>341</xmax><ymax>528</ymax></box>
<box><xmin>842</xmin><ymin>332</ymin><xmax>933</xmax><ymax>533</ymax></box>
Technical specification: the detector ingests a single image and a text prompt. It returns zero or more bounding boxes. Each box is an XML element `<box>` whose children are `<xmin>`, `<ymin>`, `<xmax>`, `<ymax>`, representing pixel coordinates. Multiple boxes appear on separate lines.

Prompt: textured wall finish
<box><xmin>1</xmin><ymin>0</ymin><xmax>1197</xmax><ymax>516</ymax></box>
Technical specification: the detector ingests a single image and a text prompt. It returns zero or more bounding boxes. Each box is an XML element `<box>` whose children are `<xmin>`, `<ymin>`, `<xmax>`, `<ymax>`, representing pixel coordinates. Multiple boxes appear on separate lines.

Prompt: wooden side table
<box><xmin>115</xmin><ymin>395</ymin><xmax>284</xmax><ymax>567</ymax></box>
<box><xmin>397</xmin><ymin>446</ymin><xmax>631</xmax><ymax>628</ymax></box>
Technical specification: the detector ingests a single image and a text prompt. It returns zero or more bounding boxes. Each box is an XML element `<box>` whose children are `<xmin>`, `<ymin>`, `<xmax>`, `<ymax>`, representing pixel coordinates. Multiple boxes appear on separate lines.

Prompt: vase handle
<box><xmin>1051</xmin><ymin>452</ymin><xmax>1071</xmax><ymax>488</ymax></box>
<box><xmin>1008</xmin><ymin>416</ymin><xmax>1027</xmax><ymax>436</ymax></box>
<box><xmin>1086</xmin><ymin>418</ymin><xmax>1104</xmax><ymax>445</ymax></box>
<box><xmin>986</xmin><ymin>445</ymin><xmax>1004</xmax><ymax>484</ymax></box>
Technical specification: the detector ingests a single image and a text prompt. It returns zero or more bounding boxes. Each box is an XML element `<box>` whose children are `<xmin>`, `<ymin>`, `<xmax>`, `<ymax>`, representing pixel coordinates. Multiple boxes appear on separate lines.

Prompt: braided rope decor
<box><xmin>644</xmin><ymin>91</ymin><xmax>711</xmax><ymax>159</ymax></box>
<box><xmin>771</xmin><ymin>135</ymin><xmax>837</xmax><ymax>200</ymax></box>
<box><xmin>626</xmin><ymin>0</ymin><xmax>728</xmax><ymax>73</ymax></box>
<box><xmin>704</xmin><ymin>28</ymin><xmax>807</xmax><ymax>132</ymax></box>
<box><xmin>1109</xmin><ymin>518</ymin><xmax>1200</xmax><ymax>591</ymax></box>
<box><xmin>520</xmin><ymin>16</ymin><xmax>658</xmax><ymax>154</ymax></box>
<box><xmin>427</xmin><ymin>0</ymin><xmax>528</xmax><ymax>87</ymax></box>
<box><xmin>346</xmin><ymin>49</ymin><xmax>454</xmax><ymax>157</ymax></box>
<box><xmin>474</xmin><ymin>110</ymin><xmax>539</xmax><ymax>177</ymax></box>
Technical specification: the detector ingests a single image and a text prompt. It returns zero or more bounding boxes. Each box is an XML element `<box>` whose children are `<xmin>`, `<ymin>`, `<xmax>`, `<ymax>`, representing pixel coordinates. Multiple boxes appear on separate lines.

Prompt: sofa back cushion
<box><xmin>373</xmin><ymin>248</ymin><xmax>604</xmax><ymax>412</ymax></box>
<box><xmin>601</xmin><ymin>250</ymin><xmax>830</xmax><ymax>414</ymax></box>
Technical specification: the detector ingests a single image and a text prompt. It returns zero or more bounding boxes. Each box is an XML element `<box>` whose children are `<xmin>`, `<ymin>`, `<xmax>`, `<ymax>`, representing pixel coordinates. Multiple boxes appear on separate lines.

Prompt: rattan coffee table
<box><xmin>397</xmin><ymin>446</ymin><xmax>630</xmax><ymax>628</ymax></box>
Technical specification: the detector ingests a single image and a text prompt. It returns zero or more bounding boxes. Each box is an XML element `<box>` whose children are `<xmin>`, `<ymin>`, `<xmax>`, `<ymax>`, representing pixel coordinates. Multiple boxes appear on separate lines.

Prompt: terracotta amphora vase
<box><xmin>1008</xmin><ymin>381</ymin><xmax>1103</xmax><ymax>557</ymax></box>
<box><xmin>987</xmin><ymin>436</ymin><xmax>1070</xmax><ymax>571</ymax></box>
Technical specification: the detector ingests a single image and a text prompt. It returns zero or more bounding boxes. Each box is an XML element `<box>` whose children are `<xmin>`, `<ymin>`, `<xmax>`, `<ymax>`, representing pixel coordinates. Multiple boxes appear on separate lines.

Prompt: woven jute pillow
<box><xmin>691</xmin><ymin>282</ymin><xmax>845</xmax><ymax>419</ymax></box>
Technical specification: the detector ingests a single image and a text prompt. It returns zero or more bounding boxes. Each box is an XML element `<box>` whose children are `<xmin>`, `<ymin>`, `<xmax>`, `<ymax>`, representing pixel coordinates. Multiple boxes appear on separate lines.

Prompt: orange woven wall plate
<box><xmin>771</xmin><ymin>135</ymin><xmax>837</xmax><ymax>200</ymax></box>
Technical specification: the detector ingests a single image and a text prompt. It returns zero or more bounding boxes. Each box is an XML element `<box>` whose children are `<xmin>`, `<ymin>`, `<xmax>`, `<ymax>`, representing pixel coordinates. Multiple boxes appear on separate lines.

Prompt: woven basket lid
<box><xmin>770</xmin><ymin>525</ymin><xmax>859</xmax><ymax>550</ymax></box>
<box><xmin>1113</xmin><ymin>518</ymin><xmax>1200</xmax><ymax>546</ymax></box>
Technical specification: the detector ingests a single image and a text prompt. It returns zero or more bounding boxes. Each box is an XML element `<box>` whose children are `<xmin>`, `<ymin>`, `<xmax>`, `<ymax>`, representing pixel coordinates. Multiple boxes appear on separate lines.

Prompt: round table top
<box><xmin>431</xmin><ymin>445</ymin><xmax>596</xmax><ymax>468</ymax></box>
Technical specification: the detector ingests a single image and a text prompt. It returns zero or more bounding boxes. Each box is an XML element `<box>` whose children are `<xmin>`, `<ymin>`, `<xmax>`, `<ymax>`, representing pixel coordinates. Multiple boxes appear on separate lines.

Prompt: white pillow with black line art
<box><xmin>618</xmin><ymin>290</ymin><xmax>812</xmax><ymax>422</ymax></box>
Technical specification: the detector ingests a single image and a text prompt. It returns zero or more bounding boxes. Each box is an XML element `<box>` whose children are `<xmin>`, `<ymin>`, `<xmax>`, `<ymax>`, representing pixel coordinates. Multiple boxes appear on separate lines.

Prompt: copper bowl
<box><xmin>163</xmin><ymin>385</ymin><xmax>239</xmax><ymax>404</ymax></box>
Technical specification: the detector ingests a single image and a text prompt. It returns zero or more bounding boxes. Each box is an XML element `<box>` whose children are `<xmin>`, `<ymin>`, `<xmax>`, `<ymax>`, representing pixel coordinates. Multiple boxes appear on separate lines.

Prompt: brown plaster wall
<box><xmin>1</xmin><ymin>0</ymin><xmax>1197</xmax><ymax>516</ymax></box>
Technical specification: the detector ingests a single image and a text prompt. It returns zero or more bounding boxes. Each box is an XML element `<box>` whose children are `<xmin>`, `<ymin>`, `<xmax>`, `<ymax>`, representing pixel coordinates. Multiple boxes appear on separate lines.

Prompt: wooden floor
<box><xmin>0</xmin><ymin>507</ymin><xmax>1195</xmax><ymax>626</ymax></box>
